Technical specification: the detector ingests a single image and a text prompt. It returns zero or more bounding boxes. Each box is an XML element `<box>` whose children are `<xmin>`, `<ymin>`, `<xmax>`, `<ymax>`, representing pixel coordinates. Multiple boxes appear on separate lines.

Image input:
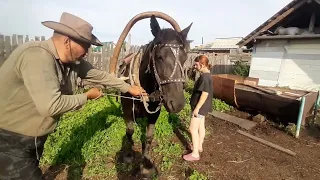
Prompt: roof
<box><xmin>237</xmin><ymin>0</ymin><xmax>309</xmax><ymax>47</ymax></box>
<box><xmin>195</xmin><ymin>37</ymin><xmax>245</xmax><ymax>50</ymax></box>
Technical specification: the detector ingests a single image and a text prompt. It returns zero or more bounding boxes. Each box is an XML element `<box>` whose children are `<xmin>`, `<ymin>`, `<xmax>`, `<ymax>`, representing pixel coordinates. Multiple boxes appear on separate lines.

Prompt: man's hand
<box><xmin>128</xmin><ymin>85</ymin><xmax>148</xmax><ymax>97</ymax></box>
<box><xmin>85</xmin><ymin>88</ymin><xmax>103</xmax><ymax>100</ymax></box>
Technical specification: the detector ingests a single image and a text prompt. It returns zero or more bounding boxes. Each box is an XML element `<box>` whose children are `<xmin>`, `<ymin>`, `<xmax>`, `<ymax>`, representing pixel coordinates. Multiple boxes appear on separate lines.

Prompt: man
<box><xmin>0</xmin><ymin>12</ymin><xmax>146</xmax><ymax>180</ymax></box>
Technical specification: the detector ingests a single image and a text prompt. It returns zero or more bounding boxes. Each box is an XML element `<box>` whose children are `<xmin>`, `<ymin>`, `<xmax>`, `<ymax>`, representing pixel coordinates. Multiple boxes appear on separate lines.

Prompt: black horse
<box><xmin>110</xmin><ymin>12</ymin><xmax>192</xmax><ymax>177</ymax></box>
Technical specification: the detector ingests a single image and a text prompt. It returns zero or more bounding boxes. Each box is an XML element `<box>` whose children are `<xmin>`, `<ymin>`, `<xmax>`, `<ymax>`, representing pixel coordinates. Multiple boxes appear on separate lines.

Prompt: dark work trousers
<box><xmin>0</xmin><ymin>128</ymin><xmax>48</xmax><ymax>180</ymax></box>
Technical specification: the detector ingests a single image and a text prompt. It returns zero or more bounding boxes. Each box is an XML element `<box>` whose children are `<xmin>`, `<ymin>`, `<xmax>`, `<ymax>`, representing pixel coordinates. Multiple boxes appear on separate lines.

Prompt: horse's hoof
<box><xmin>123</xmin><ymin>153</ymin><xmax>134</xmax><ymax>164</ymax></box>
<box><xmin>140</xmin><ymin>164</ymin><xmax>157</xmax><ymax>178</ymax></box>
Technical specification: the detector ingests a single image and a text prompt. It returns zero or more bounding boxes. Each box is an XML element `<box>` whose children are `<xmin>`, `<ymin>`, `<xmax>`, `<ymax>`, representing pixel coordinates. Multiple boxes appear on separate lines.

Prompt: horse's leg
<box><xmin>141</xmin><ymin>110</ymin><xmax>160</xmax><ymax>176</ymax></box>
<box><xmin>121</xmin><ymin>97</ymin><xmax>135</xmax><ymax>163</ymax></box>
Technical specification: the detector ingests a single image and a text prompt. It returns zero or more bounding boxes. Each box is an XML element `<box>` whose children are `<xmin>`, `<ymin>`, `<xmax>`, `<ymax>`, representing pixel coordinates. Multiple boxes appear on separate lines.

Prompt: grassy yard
<box><xmin>40</xmin><ymin>88</ymin><xmax>217</xmax><ymax>179</ymax></box>
<box><xmin>40</xmin><ymin>79</ymin><xmax>235</xmax><ymax>179</ymax></box>
<box><xmin>39</xmin><ymin>81</ymin><xmax>320</xmax><ymax>180</ymax></box>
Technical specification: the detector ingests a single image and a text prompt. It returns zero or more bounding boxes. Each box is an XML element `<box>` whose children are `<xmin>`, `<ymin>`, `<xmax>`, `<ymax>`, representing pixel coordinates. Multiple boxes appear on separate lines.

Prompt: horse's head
<box><xmin>149</xmin><ymin>15</ymin><xmax>192</xmax><ymax>113</ymax></box>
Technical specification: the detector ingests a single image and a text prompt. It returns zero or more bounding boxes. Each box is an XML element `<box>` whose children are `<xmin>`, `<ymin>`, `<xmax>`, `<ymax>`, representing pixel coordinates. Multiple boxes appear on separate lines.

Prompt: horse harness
<box><xmin>122</xmin><ymin>42</ymin><xmax>187</xmax><ymax>114</ymax></box>
<box><xmin>150</xmin><ymin>43</ymin><xmax>186</xmax><ymax>93</ymax></box>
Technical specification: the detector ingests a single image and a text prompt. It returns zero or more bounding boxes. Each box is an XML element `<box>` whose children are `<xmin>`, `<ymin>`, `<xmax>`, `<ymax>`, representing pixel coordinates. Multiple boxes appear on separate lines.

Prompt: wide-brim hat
<box><xmin>41</xmin><ymin>12</ymin><xmax>103</xmax><ymax>46</ymax></box>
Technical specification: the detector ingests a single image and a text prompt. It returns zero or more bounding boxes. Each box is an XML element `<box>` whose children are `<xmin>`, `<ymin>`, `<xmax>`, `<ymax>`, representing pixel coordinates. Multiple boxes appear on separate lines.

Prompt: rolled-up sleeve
<box><xmin>78</xmin><ymin>59</ymin><xmax>131</xmax><ymax>93</ymax></box>
<box><xmin>17</xmin><ymin>47</ymin><xmax>87</xmax><ymax>117</ymax></box>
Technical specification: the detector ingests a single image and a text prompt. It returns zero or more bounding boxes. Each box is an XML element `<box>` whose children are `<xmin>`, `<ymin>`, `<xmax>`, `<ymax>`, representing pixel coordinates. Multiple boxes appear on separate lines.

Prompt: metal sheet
<box><xmin>212</xmin><ymin>74</ymin><xmax>317</xmax><ymax>126</ymax></box>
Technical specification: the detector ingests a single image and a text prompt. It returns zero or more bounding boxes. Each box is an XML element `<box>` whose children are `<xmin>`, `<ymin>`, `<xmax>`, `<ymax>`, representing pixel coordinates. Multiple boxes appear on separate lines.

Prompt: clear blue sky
<box><xmin>0</xmin><ymin>0</ymin><xmax>292</xmax><ymax>47</ymax></box>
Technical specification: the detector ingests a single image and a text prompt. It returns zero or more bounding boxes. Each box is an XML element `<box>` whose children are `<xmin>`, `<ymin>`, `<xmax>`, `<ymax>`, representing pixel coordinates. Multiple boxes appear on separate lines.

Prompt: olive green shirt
<box><xmin>0</xmin><ymin>38</ymin><xmax>130</xmax><ymax>137</ymax></box>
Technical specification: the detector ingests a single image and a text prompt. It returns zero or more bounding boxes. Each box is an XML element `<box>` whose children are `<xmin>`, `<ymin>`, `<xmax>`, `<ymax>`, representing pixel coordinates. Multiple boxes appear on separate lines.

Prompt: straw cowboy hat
<box><xmin>41</xmin><ymin>12</ymin><xmax>103</xmax><ymax>46</ymax></box>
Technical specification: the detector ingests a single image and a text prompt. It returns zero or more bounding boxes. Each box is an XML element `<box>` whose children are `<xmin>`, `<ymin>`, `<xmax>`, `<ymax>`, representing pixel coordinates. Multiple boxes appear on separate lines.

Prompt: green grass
<box><xmin>40</xmin><ymin>92</ymin><xmax>192</xmax><ymax>179</ymax></box>
<box><xmin>212</xmin><ymin>98</ymin><xmax>233</xmax><ymax>112</ymax></box>
<box><xmin>188</xmin><ymin>169</ymin><xmax>208</xmax><ymax>180</ymax></box>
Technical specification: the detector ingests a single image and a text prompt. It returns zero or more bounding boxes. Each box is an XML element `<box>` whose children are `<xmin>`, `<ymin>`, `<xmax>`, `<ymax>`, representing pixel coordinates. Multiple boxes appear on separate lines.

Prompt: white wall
<box><xmin>249</xmin><ymin>39</ymin><xmax>320</xmax><ymax>91</ymax></box>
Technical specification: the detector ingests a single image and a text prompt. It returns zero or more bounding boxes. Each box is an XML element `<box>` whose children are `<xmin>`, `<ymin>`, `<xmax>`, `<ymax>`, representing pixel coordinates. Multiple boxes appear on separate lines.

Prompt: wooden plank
<box><xmin>237</xmin><ymin>130</ymin><xmax>296</xmax><ymax>156</ymax></box>
<box><xmin>101</xmin><ymin>44</ymin><xmax>107</xmax><ymax>71</ymax></box>
<box><xmin>106</xmin><ymin>43</ymin><xmax>112</xmax><ymax>73</ymax></box>
<box><xmin>209</xmin><ymin>111</ymin><xmax>257</xmax><ymax>130</ymax></box>
<box><xmin>97</xmin><ymin>51</ymin><xmax>102</xmax><ymax>70</ymax></box>
<box><xmin>239</xmin><ymin>0</ymin><xmax>307</xmax><ymax>47</ymax></box>
<box><xmin>11</xmin><ymin>34</ymin><xmax>18</xmax><ymax>51</ymax></box>
<box><xmin>4</xmin><ymin>36</ymin><xmax>11</xmax><ymax>58</ymax></box>
<box><xmin>17</xmin><ymin>35</ymin><xmax>23</xmax><ymax>45</ymax></box>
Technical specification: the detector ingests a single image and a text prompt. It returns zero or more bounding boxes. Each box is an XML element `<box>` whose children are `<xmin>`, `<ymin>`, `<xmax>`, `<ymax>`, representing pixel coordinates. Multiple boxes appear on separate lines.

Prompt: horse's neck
<box><xmin>139</xmin><ymin>43</ymin><xmax>157</xmax><ymax>93</ymax></box>
<box><xmin>139</xmin><ymin>43</ymin><xmax>153</xmax><ymax>74</ymax></box>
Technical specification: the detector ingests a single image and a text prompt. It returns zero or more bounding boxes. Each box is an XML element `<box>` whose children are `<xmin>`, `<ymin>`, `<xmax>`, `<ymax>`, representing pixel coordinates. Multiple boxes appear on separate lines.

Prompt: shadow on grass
<box><xmin>43</xmin><ymin>96</ymin><xmax>121</xmax><ymax>180</ymax></box>
<box><xmin>115</xmin><ymin>117</ymin><xmax>158</xmax><ymax>179</ymax></box>
<box><xmin>115</xmin><ymin>135</ymin><xmax>142</xmax><ymax>180</ymax></box>
<box><xmin>304</xmin><ymin>123</ymin><xmax>320</xmax><ymax>140</ymax></box>
<box><xmin>168</xmin><ymin>113</ymin><xmax>192</xmax><ymax>151</ymax></box>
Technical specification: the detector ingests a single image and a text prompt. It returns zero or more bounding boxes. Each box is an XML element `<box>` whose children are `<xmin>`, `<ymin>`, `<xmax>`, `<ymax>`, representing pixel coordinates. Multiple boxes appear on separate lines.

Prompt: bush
<box><xmin>212</xmin><ymin>98</ymin><xmax>233</xmax><ymax>112</ymax></box>
<box><xmin>185</xmin><ymin>79</ymin><xmax>195</xmax><ymax>94</ymax></box>
<box><xmin>232</xmin><ymin>60</ymin><xmax>250</xmax><ymax>77</ymax></box>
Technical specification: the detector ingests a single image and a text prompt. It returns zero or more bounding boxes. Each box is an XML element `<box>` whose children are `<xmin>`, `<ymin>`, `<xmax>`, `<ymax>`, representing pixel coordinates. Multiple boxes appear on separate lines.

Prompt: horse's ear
<box><xmin>180</xmin><ymin>22</ymin><xmax>193</xmax><ymax>40</ymax></box>
<box><xmin>150</xmin><ymin>15</ymin><xmax>161</xmax><ymax>37</ymax></box>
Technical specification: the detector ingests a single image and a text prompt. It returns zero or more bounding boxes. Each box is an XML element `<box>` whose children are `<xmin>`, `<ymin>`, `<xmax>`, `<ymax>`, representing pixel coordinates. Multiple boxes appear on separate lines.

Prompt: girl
<box><xmin>183</xmin><ymin>55</ymin><xmax>213</xmax><ymax>161</ymax></box>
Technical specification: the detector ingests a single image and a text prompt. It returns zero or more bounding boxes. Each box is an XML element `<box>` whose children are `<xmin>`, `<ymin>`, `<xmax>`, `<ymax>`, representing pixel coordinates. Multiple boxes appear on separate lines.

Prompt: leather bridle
<box><xmin>150</xmin><ymin>43</ymin><xmax>186</xmax><ymax>94</ymax></box>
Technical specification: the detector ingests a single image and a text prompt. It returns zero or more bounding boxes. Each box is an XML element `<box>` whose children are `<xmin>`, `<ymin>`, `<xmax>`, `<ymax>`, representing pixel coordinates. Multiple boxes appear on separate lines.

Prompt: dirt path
<box><xmin>184</xmin><ymin>116</ymin><xmax>320</xmax><ymax>180</ymax></box>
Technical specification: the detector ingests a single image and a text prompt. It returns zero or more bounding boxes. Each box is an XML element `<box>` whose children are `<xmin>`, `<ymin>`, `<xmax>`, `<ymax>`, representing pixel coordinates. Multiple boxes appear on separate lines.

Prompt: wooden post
<box><xmin>102</xmin><ymin>43</ymin><xmax>107</xmax><ymax>71</ymax></box>
<box><xmin>106</xmin><ymin>42</ymin><xmax>112</xmax><ymax>73</ymax></box>
<box><xmin>127</xmin><ymin>34</ymin><xmax>131</xmax><ymax>56</ymax></box>
<box><xmin>97</xmin><ymin>48</ymin><xmax>102</xmax><ymax>70</ymax></box>
<box><xmin>0</xmin><ymin>35</ymin><xmax>5</xmax><ymax>67</ymax></box>
<box><xmin>0</xmin><ymin>35</ymin><xmax>4</xmax><ymax>57</ymax></box>
<box><xmin>87</xmin><ymin>46</ymin><xmax>92</xmax><ymax>64</ymax></box>
<box><xmin>4</xmin><ymin>36</ymin><xmax>11</xmax><ymax>58</ymax></box>
<box><xmin>12</xmin><ymin>34</ymin><xmax>18</xmax><ymax>51</ymax></box>
<box><xmin>309</xmin><ymin>12</ymin><xmax>316</xmax><ymax>32</ymax></box>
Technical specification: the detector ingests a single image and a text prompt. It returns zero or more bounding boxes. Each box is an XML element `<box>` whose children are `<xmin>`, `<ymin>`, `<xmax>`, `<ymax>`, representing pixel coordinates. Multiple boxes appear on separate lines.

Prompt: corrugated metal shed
<box><xmin>237</xmin><ymin>0</ymin><xmax>309</xmax><ymax>47</ymax></box>
<box><xmin>195</xmin><ymin>37</ymin><xmax>245</xmax><ymax>50</ymax></box>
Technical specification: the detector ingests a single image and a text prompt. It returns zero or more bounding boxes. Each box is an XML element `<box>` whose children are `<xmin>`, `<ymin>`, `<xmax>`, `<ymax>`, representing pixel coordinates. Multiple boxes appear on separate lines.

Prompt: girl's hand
<box><xmin>192</xmin><ymin>108</ymin><xmax>199</xmax><ymax>117</ymax></box>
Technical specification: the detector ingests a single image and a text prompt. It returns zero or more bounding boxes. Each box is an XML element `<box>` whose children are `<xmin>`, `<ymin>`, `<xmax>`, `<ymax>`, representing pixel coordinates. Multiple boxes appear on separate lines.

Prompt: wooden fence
<box><xmin>185</xmin><ymin>52</ymin><xmax>251</xmax><ymax>74</ymax></box>
<box><xmin>1</xmin><ymin>33</ymin><xmax>251</xmax><ymax>77</ymax></box>
<box><xmin>86</xmin><ymin>42</ymin><xmax>141</xmax><ymax>72</ymax></box>
<box><xmin>0</xmin><ymin>34</ymin><xmax>141</xmax><ymax>72</ymax></box>
<box><xmin>0</xmin><ymin>34</ymin><xmax>46</xmax><ymax>67</ymax></box>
